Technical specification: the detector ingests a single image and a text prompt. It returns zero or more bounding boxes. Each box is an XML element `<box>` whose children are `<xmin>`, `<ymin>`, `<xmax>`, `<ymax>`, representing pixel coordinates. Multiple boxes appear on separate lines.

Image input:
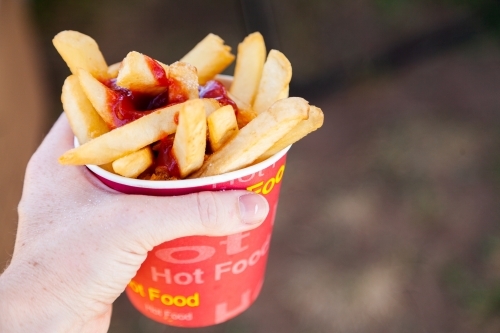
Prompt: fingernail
<box><xmin>238</xmin><ymin>194</ymin><xmax>269</xmax><ymax>225</ymax></box>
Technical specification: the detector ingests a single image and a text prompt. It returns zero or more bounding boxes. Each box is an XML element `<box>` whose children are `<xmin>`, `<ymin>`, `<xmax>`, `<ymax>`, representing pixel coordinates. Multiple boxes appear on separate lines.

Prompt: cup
<box><xmin>86</xmin><ymin>144</ymin><xmax>290</xmax><ymax>327</ymax></box>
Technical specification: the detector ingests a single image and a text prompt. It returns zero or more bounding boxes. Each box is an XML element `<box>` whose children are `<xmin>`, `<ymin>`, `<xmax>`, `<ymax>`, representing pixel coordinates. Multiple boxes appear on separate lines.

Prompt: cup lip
<box><xmin>79</xmin><ymin>137</ymin><xmax>290</xmax><ymax>189</ymax></box>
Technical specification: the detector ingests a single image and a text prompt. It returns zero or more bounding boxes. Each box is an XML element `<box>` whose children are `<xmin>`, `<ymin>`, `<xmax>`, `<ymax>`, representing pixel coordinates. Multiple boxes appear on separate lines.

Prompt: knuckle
<box><xmin>194</xmin><ymin>192</ymin><xmax>220</xmax><ymax>229</ymax></box>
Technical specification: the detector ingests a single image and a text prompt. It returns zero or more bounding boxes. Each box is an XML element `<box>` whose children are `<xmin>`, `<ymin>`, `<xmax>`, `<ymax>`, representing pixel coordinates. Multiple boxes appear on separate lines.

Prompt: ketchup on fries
<box><xmin>54</xmin><ymin>30</ymin><xmax>324</xmax><ymax>180</ymax></box>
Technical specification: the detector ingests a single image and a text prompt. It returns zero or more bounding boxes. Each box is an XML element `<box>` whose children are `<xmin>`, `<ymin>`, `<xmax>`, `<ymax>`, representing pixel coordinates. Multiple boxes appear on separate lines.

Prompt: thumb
<box><xmin>114</xmin><ymin>190</ymin><xmax>269</xmax><ymax>253</ymax></box>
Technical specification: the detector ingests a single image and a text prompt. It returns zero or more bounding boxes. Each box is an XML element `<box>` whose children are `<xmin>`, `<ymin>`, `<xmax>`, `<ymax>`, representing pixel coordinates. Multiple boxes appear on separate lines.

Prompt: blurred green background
<box><xmin>3</xmin><ymin>0</ymin><xmax>500</xmax><ymax>332</ymax></box>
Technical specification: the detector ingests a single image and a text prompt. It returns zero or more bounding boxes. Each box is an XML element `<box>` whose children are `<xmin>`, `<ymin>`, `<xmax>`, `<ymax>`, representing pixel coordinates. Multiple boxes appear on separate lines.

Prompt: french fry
<box><xmin>227</xmin><ymin>91</ymin><xmax>257</xmax><ymax>128</ymax></box>
<box><xmin>112</xmin><ymin>147</ymin><xmax>153</xmax><ymax>178</ymax></box>
<box><xmin>116</xmin><ymin>51</ymin><xmax>169</xmax><ymax>95</ymax></box>
<box><xmin>191</xmin><ymin>97</ymin><xmax>310</xmax><ymax>178</ymax></box>
<box><xmin>107</xmin><ymin>62</ymin><xmax>122</xmax><ymax>78</ymax></box>
<box><xmin>181</xmin><ymin>34</ymin><xmax>235</xmax><ymax>85</ymax></box>
<box><xmin>207</xmin><ymin>105</ymin><xmax>239</xmax><ymax>152</ymax></box>
<box><xmin>62</xmin><ymin>74</ymin><xmax>115</xmax><ymax>173</ymax></box>
<box><xmin>77</xmin><ymin>68</ymin><xmax>115</xmax><ymax>128</ymax></box>
<box><xmin>168</xmin><ymin>61</ymin><xmax>199</xmax><ymax>100</ymax></box>
<box><xmin>65</xmin><ymin>97</ymin><xmax>154</xmax><ymax>178</ymax></box>
<box><xmin>172</xmin><ymin>100</ymin><xmax>207</xmax><ymax>178</ymax></box>
<box><xmin>278</xmin><ymin>86</ymin><xmax>289</xmax><ymax>100</ymax></box>
<box><xmin>229</xmin><ymin>32</ymin><xmax>266</xmax><ymax>106</ymax></box>
<box><xmin>258</xmin><ymin>105</ymin><xmax>324</xmax><ymax>161</ymax></box>
<box><xmin>59</xmin><ymin>99</ymin><xmax>220</xmax><ymax>166</ymax></box>
<box><xmin>236</xmin><ymin>108</ymin><xmax>258</xmax><ymax>129</ymax></box>
<box><xmin>53</xmin><ymin>30</ymin><xmax>109</xmax><ymax>80</ymax></box>
<box><xmin>61</xmin><ymin>75</ymin><xmax>109</xmax><ymax>144</ymax></box>
<box><xmin>252</xmin><ymin>50</ymin><xmax>292</xmax><ymax>114</ymax></box>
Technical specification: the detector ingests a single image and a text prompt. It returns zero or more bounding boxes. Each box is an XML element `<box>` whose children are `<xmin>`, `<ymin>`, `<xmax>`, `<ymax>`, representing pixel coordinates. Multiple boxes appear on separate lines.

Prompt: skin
<box><xmin>0</xmin><ymin>114</ymin><xmax>269</xmax><ymax>332</ymax></box>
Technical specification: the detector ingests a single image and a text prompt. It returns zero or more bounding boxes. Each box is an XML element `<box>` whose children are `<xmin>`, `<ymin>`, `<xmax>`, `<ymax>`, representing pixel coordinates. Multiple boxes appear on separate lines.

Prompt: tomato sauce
<box><xmin>104</xmin><ymin>81</ymin><xmax>158</xmax><ymax>128</ymax></box>
<box><xmin>199</xmin><ymin>80</ymin><xmax>238</xmax><ymax>114</ymax></box>
<box><xmin>145</xmin><ymin>55</ymin><xmax>169</xmax><ymax>87</ymax></box>
<box><xmin>139</xmin><ymin>135</ymin><xmax>181</xmax><ymax>180</ymax></box>
<box><xmin>103</xmin><ymin>69</ymin><xmax>236</xmax><ymax>179</ymax></box>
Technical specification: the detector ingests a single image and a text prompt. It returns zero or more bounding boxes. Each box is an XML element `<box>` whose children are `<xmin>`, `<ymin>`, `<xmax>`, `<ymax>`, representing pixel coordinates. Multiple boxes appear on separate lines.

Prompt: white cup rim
<box><xmin>78</xmin><ymin>135</ymin><xmax>290</xmax><ymax>189</ymax></box>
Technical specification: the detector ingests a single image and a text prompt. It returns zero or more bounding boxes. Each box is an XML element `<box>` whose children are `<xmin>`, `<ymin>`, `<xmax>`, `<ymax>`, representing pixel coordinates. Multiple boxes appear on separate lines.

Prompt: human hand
<box><xmin>0</xmin><ymin>114</ymin><xmax>269</xmax><ymax>333</ymax></box>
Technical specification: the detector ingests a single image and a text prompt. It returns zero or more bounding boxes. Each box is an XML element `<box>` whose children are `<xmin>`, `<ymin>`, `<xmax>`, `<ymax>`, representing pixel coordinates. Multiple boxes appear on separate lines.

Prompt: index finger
<box><xmin>24</xmin><ymin>113</ymin><xmax>112</xmax><ymax>195</ymax></box>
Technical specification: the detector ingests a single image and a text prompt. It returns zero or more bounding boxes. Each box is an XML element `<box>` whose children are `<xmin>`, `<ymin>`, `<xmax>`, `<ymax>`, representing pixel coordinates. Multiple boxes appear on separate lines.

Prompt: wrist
<box><xmin>0</xmin><ymin>261</ymin><xmax>89</xmax><ymax>333</ymax></box>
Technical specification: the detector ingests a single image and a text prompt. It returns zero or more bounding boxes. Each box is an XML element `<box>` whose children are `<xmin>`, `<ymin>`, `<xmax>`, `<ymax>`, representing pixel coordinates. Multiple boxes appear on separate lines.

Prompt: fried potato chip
<box><xmin>172</xmin><ymin>100</ymin><xmax>207</xmax><ymax>178</ymax></box>
<box><xmin>112</xmin><ymin>147</ymin><xmax>153</xmax><ymax>178</ymax></box>
<box><xmin>116</xmin><ymin>51</ymin><xmax>169</xmax><ymax>95</ymax></box>
<box><xmin>62</xmin><ymin>75</ymin><xmax>109</xmax><ymax>144</ymax></box>
<box><xmin>258</xmin><ymin>105</ymin><xmax>324</xmax><ymax>161</ymax></box>
<box><xmin>208</xmin><ymin>105</ymin><xmax>239</xmax><ymax>152</ymax></box>
<box><xmin>191</xmin><ymin>97</ymin><xmax>309</xmax><ymax>178</ymax></box>
<box><xmin>59</xmin><ymin>99</ymin><xmax>220</xmax><ymax>166</ymax></box>
<box><xmin>252</xmin><ymin>50</ymin><xmax>292</xmax><ymax>114</ymax></box>
<box><xmin>229</xmin><ymin>32</ymin><xmax>266</xmax><ymax>106</ymax></box>
<box><xmin>181</xmin><ymin>33</ymin><xmax>235</xmax><ymax>85</ymax></box>
<box><xmin>53</xmin><ymin>30</ymin><xmax>109</xmax><ymax>80</ymax></box>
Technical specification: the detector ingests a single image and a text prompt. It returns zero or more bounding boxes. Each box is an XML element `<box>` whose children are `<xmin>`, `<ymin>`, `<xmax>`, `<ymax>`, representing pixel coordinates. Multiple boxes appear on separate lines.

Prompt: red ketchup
<box><xmin>103</xmin><ymin>65</ymin><xmax>237</xmax><ymax>179</ymax></box>
<box><xmin>104</xmin><ymin>56</ymin><xmax>174</xmax><ymax>128</ymax></box>
<box><xmin>198</xmin><ymin>80</ymin><xmax>239</xmax><ymax>114</ymax></box>
<box><xmin>145</xmin><ymin>135</ymin><xmax>181</xmax><ymax>180</ymax></box>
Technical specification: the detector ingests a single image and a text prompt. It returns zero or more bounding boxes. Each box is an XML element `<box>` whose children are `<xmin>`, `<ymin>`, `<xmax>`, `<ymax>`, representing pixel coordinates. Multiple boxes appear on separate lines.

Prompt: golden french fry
<box><xmin>53</xmin><ymin>30</ymin><xmax>109</xmax><ymax>80</ymax></box>
<box><xmin>107</xmin><ymin>62</ymin><xmax>122</xmax><ymax>78</ymax></box>
<box><xmin>168</xmin><ymin>61</ymin><xmax>199</xmax><ymax>101</ymax></box>
<box><xmin>61</xmin><ymin>75</ymin><xmax>109</xmax><ymax>144</ymax></box>
<box><xmin>112</xmin><ymin>147</ymin><xmax>153</xmax><ymax>178</ymax></box>
<box><xmin>172</xmin><ymin>100</ymin><xmax>207</xmax><ymax>178</ymax></box>
<box><xmin>181</xmin><ymin>33</ymin><xmax>235</xmax><ymax>85</ymax></box>
<box><xmin>62</xmin><ymin>74</ymin><xmax>116</xmax><ymax>172</ymax></box>
<box><xmin>59</xmin><ymin>99</ymin><xmax>220</xmax><ymax>166</ymax></box>
<box><xmin>229</xmin><ymin>32</ymin><xmax>266</xmax><ymax>106</ymax></box>
<box><xmin>77</xmin><ymin>68</ymin><xmax>115</xmax><ymax>128</ymax></box>
<box><xmin>208</xmin><ymin>105</ymin><xmax>239</xmax><ymax>152</ymax></box>
<box><xmin>227</xmin><ymin>91</ymin><xmax>257</xmax><ymax>128</ymax></box>
<box><xmin>258</xmin><ymin>105</ymin><xmax>324</xmax><ymax>161</ymax></box>
<box><xmin>278</xmin><ymin>85</ymin><xmax>289</xmax><ymax>100</ymax></box>
<box><xmin>191</xmin><ymin>97</ymin><xmax>309</xmax><ymax>178</ymax></box>
<box><xmin>116</xmin><ymin>51</ymin><xmax>169</xmax><ymax>95</ymax></box>
<box><xmin>236</xmin><ymin>108</ymin><xmax>258</xmax><ymax>129</ymax></box>
<box><xmin>252</xmin><ymin>50</ymin><xmax>292</xmax><ymax>114</ymax></box>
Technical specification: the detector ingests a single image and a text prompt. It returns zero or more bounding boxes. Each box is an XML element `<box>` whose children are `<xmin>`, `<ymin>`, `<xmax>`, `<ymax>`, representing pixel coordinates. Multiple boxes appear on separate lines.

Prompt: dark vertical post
<box><xmin>239</xmin><ymin>0</ymin><xmax>281</xmax><ymax>50</ymax></box>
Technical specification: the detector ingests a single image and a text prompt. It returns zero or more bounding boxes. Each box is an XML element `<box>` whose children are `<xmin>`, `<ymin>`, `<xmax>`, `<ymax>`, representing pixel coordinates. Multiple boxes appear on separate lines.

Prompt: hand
<box><xmin>0</xmin><ymin>114</ymin><xmax>269</xmax><ymax>333</ymax></box>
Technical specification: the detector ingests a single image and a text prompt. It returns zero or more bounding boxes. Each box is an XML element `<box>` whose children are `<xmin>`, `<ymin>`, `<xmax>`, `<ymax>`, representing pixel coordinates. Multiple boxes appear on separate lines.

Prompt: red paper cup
<box><xmin>85</xmin><ymin>145</ymin><xmax>290</xmax><ymax>327</ymax></box>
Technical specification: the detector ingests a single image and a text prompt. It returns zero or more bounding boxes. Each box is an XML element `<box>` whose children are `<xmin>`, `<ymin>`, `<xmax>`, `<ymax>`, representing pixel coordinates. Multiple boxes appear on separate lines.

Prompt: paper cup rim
<box><xmin>79</xmin><ymin>136</ymin><xmax>291</xmax><ymax>189</ymax></box>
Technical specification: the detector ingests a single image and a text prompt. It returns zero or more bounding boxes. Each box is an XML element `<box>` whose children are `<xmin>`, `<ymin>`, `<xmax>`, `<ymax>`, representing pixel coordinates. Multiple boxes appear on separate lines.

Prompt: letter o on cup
<box><xmin>232</xmin><ymin>259</ymin><xmax>248</xmax><ymax>274</ymax></box>
<box><xmin>161</xmin><ymin>294</ymin><xmax>173</xmax><ymax>306</ymax></box>
<box><xmin>174</xmin><ymin>272</ymin><xmax>193</xmax><ymax>285</ymax></box>
<box><xmin>155</xmin><ymin>246</ymin><xmax>216</xmax><ymax>264</ymax></box>
<box><xmin>174</xmin><ymin>296</ymin><xmax>187</xmax><ymax>307</ymax></box>
<box><xmin>248</xmin><ymin>250</ymin><xmax>261</xmax><ymax>266</ymax></box>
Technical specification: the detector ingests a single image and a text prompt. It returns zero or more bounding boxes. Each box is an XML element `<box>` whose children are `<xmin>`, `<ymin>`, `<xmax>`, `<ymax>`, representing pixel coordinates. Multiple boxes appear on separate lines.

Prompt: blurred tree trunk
<box><xmin>0</xmin><ymin>0</ymin><xmax>47</xmax><ymax>269</ymax></box>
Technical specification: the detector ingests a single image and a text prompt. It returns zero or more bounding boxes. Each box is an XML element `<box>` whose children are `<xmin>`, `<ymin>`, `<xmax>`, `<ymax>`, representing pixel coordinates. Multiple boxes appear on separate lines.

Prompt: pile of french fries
<box><xmin>55</xmin><ymin>30</ymin><xmax>324</xmax><ymax>179</ymax></box>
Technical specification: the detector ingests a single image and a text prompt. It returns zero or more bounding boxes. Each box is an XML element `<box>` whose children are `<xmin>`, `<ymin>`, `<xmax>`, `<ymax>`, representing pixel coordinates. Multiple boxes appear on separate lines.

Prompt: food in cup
<box><xmin>53</xmin><ymin>30</ymin><xmax>324</xmax><ymax>180</ymax></box>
